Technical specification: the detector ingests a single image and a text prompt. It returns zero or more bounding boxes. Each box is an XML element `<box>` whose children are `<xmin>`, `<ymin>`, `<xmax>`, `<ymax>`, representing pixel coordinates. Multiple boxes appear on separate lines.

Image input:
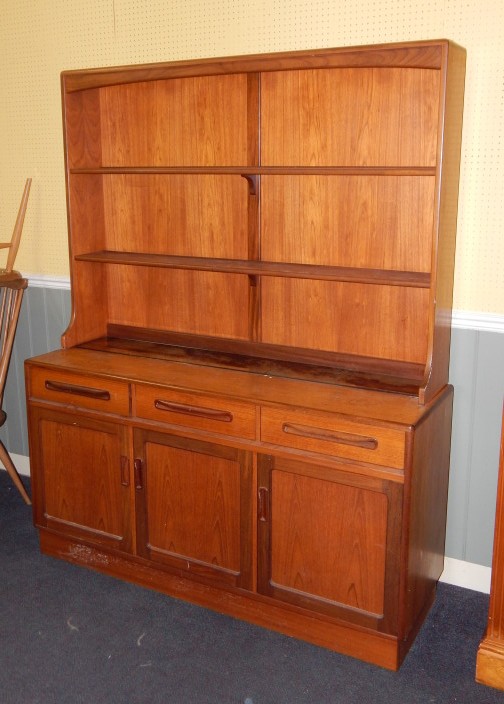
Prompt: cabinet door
<box><xmin>134</xmin><ymin>430</ymin><xmax>253</xmax><ymax>589</ymax></box>
<box><xmin>257</xmin><ymin>455</ymin><xmax>403</xmax><ymax>634</ymax></box>
<box><xmin>29</xmin><ymin>408</ymin><xmax>132</xmax><ymax>552</ymax></box>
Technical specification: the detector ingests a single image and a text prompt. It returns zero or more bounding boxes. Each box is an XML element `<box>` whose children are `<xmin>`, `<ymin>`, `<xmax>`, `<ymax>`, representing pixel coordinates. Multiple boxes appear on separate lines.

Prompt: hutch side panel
<box><xmin>64</xmin><ymin>89</ymin><xmax>102</xmax><ymax>169</ymax></box>
<box><xmin>64</xmin><ymin>174</ymin><xmax>109</xmax><ymax>345</ymax></box>
<box><xmin>399</xmin><ymin>388</ymin><xmax>454</xmax><ymax>639</ymax></box>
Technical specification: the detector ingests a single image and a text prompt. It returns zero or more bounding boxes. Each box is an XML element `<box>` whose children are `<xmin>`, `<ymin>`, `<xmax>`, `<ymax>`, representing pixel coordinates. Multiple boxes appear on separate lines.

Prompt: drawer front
<box><xmin>29</xmin><ymin>367</ymin><xmax>130</xmax><ymax>416</ymax></box>
<box><xmin>134</xmin><ymin>385</ymin><xmax>257</xmax><ymax>439</ymax></box>
<box><xmin>261</xmin><ymin>407</ymin><xmax>406</xmax><ymax>469</ymax></box>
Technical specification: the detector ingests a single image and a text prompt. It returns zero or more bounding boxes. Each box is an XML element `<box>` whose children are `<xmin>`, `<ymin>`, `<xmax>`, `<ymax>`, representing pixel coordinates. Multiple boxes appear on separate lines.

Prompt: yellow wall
<box><xmin>0</xmin><ymin>0</ymin><xmax>502</xmax><ymax>314</ymax></box>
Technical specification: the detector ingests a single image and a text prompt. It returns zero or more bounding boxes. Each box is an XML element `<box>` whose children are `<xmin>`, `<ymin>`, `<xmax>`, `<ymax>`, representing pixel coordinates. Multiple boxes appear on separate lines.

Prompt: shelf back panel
<box><xmin>106</xmin><ymin>266</ymin><xmax>251</xmax><ymax>341</ymax></box>
<box><xmin>260</xmin><ymin>278</ymin><xmax>430</xmax><ymax>364</ymax></box>
<box><xmin>101</xmin><ymin>174</ymin><xmax>250</xmax><ymax>258</ymax></box>
<box><xmin>261</xmin><ymin>67</ymin><xmax>440</xmax><ymax>167</ymax></box>
<box><xmin>261</xmin><ymin>175</ymin><xmax>435</xmax><ymax>272</ymax></box>
<box><xmin>99</xmin><ymin>74</ymin><xmax>249</xmax><ymax>167</ymax></box>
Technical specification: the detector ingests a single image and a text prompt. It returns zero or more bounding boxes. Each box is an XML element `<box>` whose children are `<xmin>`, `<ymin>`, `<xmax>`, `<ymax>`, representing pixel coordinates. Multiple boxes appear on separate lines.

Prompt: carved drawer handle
<box><xmin>281</xmin><ymin>422</ymin><xmax>378</xmax><ymax>450</ymax></box>
<box><xmin>45</xmin><ymin>379</ymin><xmax>111</xmax><ymax>401</ymax></box>
<box><xmin>154</xmin><ymin>399</ymin><xmax>233</xmax><ymax>423</ymax></box>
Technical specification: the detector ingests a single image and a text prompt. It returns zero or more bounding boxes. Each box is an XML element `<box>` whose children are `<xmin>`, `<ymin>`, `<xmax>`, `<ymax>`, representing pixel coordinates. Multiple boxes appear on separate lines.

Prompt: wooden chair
<box><xmin>0</xmin><ymin>277</ymin><xmax>30</xmax><ymax>504</ymax></box>
<box><xmin>0</xmin><ymin>180</ymin><xmax>31</xmax><ymax>503</ymax></box>
<box><xmin>0</xmin><ymin>178</ymin><xmax>31</xmax><ymax>279</ymax></box>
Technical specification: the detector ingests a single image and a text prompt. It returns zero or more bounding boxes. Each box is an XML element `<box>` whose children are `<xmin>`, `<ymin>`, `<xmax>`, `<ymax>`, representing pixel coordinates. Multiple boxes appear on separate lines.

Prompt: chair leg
<box><xmin>0</xmin><ymin>440</ymin><xmax>31</xmax><ymax>505</ymax></box>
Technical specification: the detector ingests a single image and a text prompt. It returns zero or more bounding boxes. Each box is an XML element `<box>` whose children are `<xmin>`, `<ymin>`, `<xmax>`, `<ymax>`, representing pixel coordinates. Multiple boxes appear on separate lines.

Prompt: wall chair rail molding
<box><xmin>451</xmin><ymin>310</ymin><xmax>504</xmax><ymax>334</ymax></box>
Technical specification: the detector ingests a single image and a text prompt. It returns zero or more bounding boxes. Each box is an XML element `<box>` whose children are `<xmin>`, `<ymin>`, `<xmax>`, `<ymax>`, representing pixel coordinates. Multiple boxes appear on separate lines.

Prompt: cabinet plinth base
<box><xmin>38</xmin><ymin>528</ymin><xmax>417</xmax><ymax>671</ymax></box>
<box><xmin>476</xmin><ymin>639</ymin><xmax>504</xmax><ymax>691</ymax></box>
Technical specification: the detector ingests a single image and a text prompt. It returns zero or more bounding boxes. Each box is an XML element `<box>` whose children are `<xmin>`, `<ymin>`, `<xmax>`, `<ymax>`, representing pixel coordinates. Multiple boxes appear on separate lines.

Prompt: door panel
<box><xmin>257</xmin><ymin>455</ymin><xmax>402</xmax><ymax>633</ymax></box>
<box><xmin>31</xmin><ymin>408</ymin><xmax>131</xmax><ymax>551</ymax></box>
<box><xmin>134</xmin><ymin>430</ymin><xmax>253</xmax><ymax>589</ymax></box>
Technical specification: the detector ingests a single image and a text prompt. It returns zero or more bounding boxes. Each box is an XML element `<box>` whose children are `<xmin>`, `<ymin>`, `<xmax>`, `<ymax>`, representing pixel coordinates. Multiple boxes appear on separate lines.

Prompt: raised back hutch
<box><xmin>25</xmin><ymin>40</ymin><xmax>466</xmax><ymax>670</ymax></box>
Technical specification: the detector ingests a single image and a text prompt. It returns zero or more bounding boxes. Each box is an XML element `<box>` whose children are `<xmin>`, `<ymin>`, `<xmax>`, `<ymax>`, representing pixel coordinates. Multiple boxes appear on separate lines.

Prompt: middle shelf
<box><xmin>74</xmin><ymin>251</ymin><xmax>431</xmax><ymax>288</ymax></box>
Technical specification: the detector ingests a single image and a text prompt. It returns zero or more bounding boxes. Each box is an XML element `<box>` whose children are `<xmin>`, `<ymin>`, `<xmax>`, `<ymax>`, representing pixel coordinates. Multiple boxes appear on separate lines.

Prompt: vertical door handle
<box><xmin>134</xmin><ymin>458</ymin><xmax>143</xmax><ymax>490</ymax></box>
<box><xmin>258</xmin><ymin>487</ymin><xmax>269</xmax><ymax>522</ymax></box>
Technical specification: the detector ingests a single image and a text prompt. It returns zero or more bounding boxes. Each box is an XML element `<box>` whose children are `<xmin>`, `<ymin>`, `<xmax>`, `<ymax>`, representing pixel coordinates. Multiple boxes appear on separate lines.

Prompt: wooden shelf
<box><xmin>74</xmin><ymin>251</ymin><xmax>431</xmax><ymax>288</ymax></box>
<box><xmin>82</xmin><ymin>331</ymin><xmax>427</xmax><ymax>396</ymax></box>
<box><xmin>70</xmin><ymin>166</ymin><xmax>437</xmax><ymax>176</ymax></box>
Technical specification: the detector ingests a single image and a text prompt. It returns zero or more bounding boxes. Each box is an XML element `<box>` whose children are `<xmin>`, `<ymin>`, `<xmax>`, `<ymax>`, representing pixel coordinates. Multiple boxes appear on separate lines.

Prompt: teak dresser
<box><xmin>25</xmin><ymin>40</ymin><xmax>466</xmax><ymax>670</ymax></box>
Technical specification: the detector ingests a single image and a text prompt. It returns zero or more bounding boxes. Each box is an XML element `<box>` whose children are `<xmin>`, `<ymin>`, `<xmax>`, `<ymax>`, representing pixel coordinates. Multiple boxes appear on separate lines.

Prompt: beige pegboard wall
<box><xmin>0</xmin><ymin>0</ymin><xmax>502</xmax><ymax>314</ymax></box>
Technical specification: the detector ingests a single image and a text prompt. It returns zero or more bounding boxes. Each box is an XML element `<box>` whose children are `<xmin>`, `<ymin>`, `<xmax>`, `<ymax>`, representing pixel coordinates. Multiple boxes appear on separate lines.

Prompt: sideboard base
<box><xmin>38</xmin><ymin>528</ymin><xmax>434</xmax><ymax>672</ymax></box>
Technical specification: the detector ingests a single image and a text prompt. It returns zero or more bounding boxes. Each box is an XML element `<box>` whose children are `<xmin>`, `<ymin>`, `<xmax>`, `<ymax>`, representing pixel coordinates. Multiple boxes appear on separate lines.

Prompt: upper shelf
<box><xmin>69</xmin><ymin>166</ymin><xmax>437</xmax><ymax>176</ymax></box>
<box><xmin>74</xmin><ymin>251</ymin><xmax>431</xmax><ymax>288</ymax></box>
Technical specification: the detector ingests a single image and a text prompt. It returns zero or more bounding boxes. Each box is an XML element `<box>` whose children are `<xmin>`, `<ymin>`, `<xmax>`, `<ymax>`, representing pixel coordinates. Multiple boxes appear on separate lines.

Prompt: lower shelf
<box><xmin>38</xmin><ymin>528</ymin><xmax>434</xmax><ymax>671</ymax></box>
<box><xmin>82</xmin><ymin>332</ymin><xmax>426</xmax><ymax>396</ymax></box>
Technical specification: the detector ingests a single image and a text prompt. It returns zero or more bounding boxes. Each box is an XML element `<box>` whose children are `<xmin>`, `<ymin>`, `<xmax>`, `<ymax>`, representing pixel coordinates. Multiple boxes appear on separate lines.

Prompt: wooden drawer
<box><xmin>28</xmin><ymin>367</ymin><xmax>130</xmax><ymax>416</ymax></box>
<box><xmin>261</xmin><ymin>407</ymin><xmax>406</xmax><ymax>469</ymax></box>
<box><xmin>134</xmin><ymin>385</ymin><xmax>257</xmax><ymax>440</ymax></box>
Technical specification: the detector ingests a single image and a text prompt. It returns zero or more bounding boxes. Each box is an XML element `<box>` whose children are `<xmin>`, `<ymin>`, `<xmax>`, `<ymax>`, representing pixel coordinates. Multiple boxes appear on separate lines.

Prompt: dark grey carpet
<box><xmin>1</xmin><ymin>469</ymin><xmax>503</xmax><ymax>704</ymax></box>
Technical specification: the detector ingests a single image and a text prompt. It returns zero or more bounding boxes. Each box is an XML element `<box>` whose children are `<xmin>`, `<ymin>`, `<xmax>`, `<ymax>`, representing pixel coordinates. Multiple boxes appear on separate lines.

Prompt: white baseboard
<box><xmin>1</xmin><ymin>456</ymin><xmax>493</xmax><ymax>594</ymax></box>
<box><xmin>440</xmin><ymin>556</ymin><xmax>491</xmax><ymax>594</ymax></box>
<box><xmin>3</xmin><ymin>452</ymin><xmax>31</xmax><ymax>477</ymax></box>
<box><xmin>1</xmin><ymin>452</ymin><xmax>32</xmax><ymax>503</ymax></box>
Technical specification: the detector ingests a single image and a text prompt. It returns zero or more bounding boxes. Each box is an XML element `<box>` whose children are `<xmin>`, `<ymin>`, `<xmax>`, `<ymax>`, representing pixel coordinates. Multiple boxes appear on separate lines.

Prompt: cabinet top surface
<box><xmin>25</xmin><ymin>347</ymin><xmax>449</xmax><ymax>426</ymax></box>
